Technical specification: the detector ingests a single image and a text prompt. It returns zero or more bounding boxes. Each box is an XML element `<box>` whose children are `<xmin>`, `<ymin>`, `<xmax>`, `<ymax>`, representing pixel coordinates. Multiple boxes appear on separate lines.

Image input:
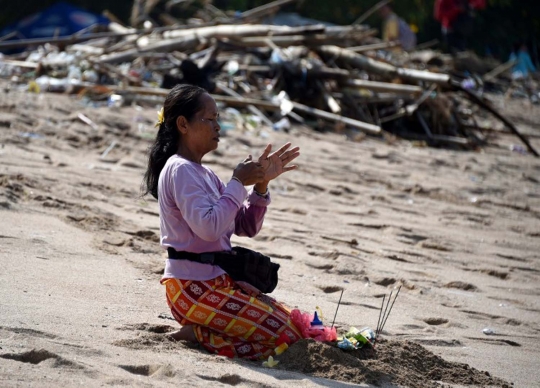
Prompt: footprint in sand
<box><xmin>318</xmin><ymin>285</ymin><xmax>344</xmax><ymax>294</ymax></box>
<box><xmin>444</xmin><ymin>281</ymin><xmax>478</xmax><ymax>291</ymax></box>
<box><xmin>340</xmin><ymin>301</ymin><xmax>379</xmax><ymax>310</ymax></box>
<box><xmin>496</xmin><ymin>253</ymin><xmax>529</xmax><ymax>263</ymax></box>
<box><xmin>113</xmin><ymin>323</ymin><xmax>200</xmax><ymax>351</ymax></box>
<box><xmin>132</xmin><ymin>230</ymin><xmax>160</xmax><ymax>242</ymax></box>
<box><xmin>397</xmin><ymin>233</ymin><xmax>429</xmax><ymax>245</ymax></box>
<box><xmin>459</xmin><ymin>310</ymin><xmax>522</xmax><ymax>326</ymax></box>
<box><xmin>465</xmin><ymin>337</ymin><xmax>521</xmax><ymax>347</ymax></box>
<box><xmin>197</xmin><ymin>373</ymin><xmax>246</xmax><ymax>386</ymax></box>
<box><xmin>417</xmin><ymin>239</ymin><xmax>453</xmax><ymax>252</ymax></box>
<box><xmin>118</xmin><ymin>323</ymin><xmax>176</xmax><ymax>334</ymax></box>
<box><xmin>298</xmin><ymin>182</ymin><xmax>325</xmax><ymax>193</ymax></box>
<box><xmin>477</xmin><ymin>269</ymin><xmax>509</xmax><ymax>280</ymax></box>
<box><xmin>305</xmin><ymin>263</ymin><xmax>334</xmax><ymax>271</ymax></box>
<box><xmin>413</xmin><ymin>338</ymin><xmax>463</xmax><ymax>347</ymax></box>
<box><xmin>119</xmin><ymin>364</ymin><xmax>176</xmax><ymax>378</ymax></box>
<box><xmin>372</xmin><ymin>277</ymin><xmax>397</xmax><ymax>287</ymax></box>
<box><xmin>423</xmin><ymin>318</ymin><xmax>449</xmax><ymax>326</ymax></box>
<box><xmin>0</xmin><ymin>348</ymin><xmax>82</xmax><ymax>369</ymax></box>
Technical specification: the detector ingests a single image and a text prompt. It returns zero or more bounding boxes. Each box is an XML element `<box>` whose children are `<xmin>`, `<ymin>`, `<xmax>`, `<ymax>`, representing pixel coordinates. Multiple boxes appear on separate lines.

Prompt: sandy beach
<box><xmin>1</xmin><ymin>82</ymin><xmax>539</xmax><ymax>387</ymax></box>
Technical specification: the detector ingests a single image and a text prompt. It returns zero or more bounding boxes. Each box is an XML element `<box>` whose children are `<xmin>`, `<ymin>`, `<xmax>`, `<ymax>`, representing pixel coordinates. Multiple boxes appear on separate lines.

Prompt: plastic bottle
<box><xmin>272</xmin><ymin>117</ymin><xmax>291</xmax><ymax>131</ymax></box>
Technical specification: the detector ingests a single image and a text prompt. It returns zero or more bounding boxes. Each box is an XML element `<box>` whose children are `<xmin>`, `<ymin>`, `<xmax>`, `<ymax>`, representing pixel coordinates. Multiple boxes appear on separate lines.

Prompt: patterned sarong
<box><xmin>162</xmin><ymin>274</ymin><xmax>303</xmax><ymax>359</ymax></box>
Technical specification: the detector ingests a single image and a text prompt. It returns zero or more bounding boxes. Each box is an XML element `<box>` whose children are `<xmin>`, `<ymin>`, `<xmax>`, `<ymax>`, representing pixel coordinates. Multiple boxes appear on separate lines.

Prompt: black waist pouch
<box><xmin>167</xmin><ymin>246</ymin><xmax>280</xmax><ymax>294</ymax></box>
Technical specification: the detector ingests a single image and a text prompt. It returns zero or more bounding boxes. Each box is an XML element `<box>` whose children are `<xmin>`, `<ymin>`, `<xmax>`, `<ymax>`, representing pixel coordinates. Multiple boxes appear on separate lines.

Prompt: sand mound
<box><xmin>278</xmin><ymin>339</ymin><xmax>512</xmax><ymax>387</ymax></box>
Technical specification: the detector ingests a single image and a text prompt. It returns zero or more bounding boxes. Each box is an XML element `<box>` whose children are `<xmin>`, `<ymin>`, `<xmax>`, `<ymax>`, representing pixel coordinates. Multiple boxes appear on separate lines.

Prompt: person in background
<box><xmin>510</xmin><ymin>42</ymin><xmax>537</xmax><ymax>80</ymax></box>
<box><xmin>434</xmin><ymin>0</ymin><xmax>486</xmax><ymax>53</ymax></box>
<box><xmin>379</xmin><ymin>5</ymin><xmax>417</xmax><ymax>51</ymax></box>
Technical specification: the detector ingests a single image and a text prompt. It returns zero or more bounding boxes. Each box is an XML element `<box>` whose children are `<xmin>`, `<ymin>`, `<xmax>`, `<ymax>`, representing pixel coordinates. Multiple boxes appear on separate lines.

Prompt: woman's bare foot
<box><xmin>168</xmin><ymin>325</ymin><xmax>197</xmax><ymax>342</ymax></box>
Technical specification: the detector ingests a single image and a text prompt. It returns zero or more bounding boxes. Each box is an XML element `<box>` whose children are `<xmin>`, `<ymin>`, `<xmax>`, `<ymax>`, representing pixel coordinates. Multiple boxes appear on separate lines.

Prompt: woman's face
<box><xmin>182</xmin><ymin>93</ymin><xmax>221</xmax><ymax>156</ymax></box>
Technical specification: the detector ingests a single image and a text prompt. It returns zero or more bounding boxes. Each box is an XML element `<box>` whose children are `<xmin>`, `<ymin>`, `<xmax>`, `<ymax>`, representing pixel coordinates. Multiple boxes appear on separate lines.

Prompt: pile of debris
<box><xmin>0</xmin><ymin>0</ymin><xmax>537</xmax><ymax>156</ymax></box>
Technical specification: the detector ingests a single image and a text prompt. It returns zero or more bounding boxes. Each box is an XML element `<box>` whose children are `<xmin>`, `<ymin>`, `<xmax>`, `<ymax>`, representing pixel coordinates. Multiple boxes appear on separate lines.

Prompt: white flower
<box><xmin>179</xmin><ymin>300</ymin><xmax>189</xmax><ymax>310</ymax></box>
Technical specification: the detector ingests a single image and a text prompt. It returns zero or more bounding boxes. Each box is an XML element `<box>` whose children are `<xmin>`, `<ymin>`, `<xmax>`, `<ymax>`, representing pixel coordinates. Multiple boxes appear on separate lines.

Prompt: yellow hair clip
<box><xmin>155</xmin><ymin>107</ymin><xmax>164</xmax><ymax>128</ymax></box>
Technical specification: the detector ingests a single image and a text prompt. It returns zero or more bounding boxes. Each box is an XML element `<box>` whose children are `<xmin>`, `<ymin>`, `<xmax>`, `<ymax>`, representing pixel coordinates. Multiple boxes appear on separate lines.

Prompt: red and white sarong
<box><xmin>162</xmin><ymin>274</ymin><xmax>303</xmax><ymax>359</ymax></box>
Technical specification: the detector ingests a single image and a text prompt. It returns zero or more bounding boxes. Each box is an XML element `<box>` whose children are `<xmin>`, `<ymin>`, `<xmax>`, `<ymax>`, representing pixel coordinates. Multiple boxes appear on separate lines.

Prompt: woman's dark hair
<box><xmin>142</xmin><ymin>84</ymin><xmax>207</xmax><ymax>199</ymax></box>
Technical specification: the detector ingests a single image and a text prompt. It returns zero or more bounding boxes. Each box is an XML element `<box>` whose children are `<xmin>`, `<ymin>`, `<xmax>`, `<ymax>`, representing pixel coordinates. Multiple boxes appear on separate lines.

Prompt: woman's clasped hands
<box><xmin>232</xmin><ymin>143</ymin><xmax>300</xmax><ymax>185</ymax></box>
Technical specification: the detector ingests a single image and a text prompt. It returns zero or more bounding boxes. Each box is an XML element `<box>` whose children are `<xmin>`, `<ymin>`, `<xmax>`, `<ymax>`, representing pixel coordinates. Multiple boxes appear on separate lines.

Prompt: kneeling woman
<box><xmin>143</xmin><ymin>84</ymin><xmax>302</xmax><ymax>359</ymax></box>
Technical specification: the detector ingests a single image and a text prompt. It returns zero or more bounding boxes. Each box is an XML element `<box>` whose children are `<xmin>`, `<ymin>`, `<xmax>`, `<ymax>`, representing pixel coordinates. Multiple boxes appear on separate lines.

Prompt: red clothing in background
<box><xmin>434</xmin><ymin>0</ymin><xmax>486</xmax><ymax>29</ymax></box>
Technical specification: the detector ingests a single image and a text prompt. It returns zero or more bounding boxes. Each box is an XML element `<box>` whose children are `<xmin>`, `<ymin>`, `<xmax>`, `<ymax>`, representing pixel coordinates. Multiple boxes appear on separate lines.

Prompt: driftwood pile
<box><xmin>0</xmin><ymin>0</ymin><xmax>537</xmax><ymax>156</ymax></box>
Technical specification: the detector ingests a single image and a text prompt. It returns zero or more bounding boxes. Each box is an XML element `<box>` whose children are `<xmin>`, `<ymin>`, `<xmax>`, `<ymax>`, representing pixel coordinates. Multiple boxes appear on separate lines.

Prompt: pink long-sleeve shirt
<box><xmin>158</xmin><ymin>154</ymin><xmax>270</xmax><ymax>281</ymax></box>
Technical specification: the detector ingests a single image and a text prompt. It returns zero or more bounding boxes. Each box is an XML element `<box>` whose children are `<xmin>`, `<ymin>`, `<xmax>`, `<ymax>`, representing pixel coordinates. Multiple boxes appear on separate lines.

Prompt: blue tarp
<box><xmin>1</xmin><ymin>2</ymin><xmax>109</xmax><ymax>40</ymax></box>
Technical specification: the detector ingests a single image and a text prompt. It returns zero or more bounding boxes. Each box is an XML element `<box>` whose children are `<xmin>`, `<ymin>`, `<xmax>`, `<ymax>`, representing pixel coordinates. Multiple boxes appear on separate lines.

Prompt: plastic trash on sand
<box><xmin>272</xmin><ymin>117</ymin><xmax>291</xmax><ymax>131</ymax></box>
<box><xmin>290</xmin><ymin>309</ymin><xmax>337</xmax><ymax>342</ymax></box>
<box><xmin>336</xmin><ymin>326</ymin><xmax>376</xmax><ymax>350</ymax></box>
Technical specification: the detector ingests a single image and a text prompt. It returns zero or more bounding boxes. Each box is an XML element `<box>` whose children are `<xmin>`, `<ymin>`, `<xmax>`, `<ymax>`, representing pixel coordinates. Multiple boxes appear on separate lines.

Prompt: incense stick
<box><xmin>373</xmin><ymin>294</ymin><xmax>386</xmax><ymax>347</ymax></box>
<box><xmin>379</xmin><ymin>286</ymin><xmax>401</xmax><ymax>336</ymax></box>
<box><xmin>377</xmin><ymin>289</ymin><xmax>393</xmax><ymax>338</ymax></box>
<box><xmin>375</xmin><ymin>294</ymin><xmax>386</xmax><ymax>339</ymax></box>
<box><xmin>331</xmin><ymin>289</ymin><xmax>344</xmax><ymax>329</ymax></box>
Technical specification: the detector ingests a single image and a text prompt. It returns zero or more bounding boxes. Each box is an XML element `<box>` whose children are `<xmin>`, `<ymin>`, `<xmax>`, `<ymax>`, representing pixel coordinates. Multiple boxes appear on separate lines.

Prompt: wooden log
<box><xmin>130</xmin><ymin>0</ymin><xmax>145</xmax><ymax>27</ymax></box>
<box><xmin>337</xmin><ymin>91</ymin><xmax>410</xmax><ymax>104</ymax></box>
<box><xmin>212</xmin><ymin>95</ymin><xmax>280</xmax><ymax>111</ymax></box>
<box><xmin>347</xmin><ymin>41</ymin><xmax>401</xmax><ymax>53</ymax></box>
<box><xmin>97</xmin><ymin>24</ymin><xmax>328</xmax><ymax>64</ymax></box>
<box><xmin>289</xmin><ymin>101</ymin><xmax>381</xmax><ymax>134</ymax></box>
<box><xmin>277</xmin><ymin>61</ymin><xmax>351</xmax><ymax>79</ymax></box>
<box><xmin>454</xmin><ymin>82</ymin><xmax>539</xmax><ymax>157</ymax></box>
<box><xmin>67</xmin><ymin>42</ymin><xmax>107</xmax><ymax>55</ymax></box>
<box><xmin>0</xmin><ymin>30</ymin><xmax>140</xmax><ymax>51</ymax></box>
<box><xmin>483</xmin><ymin>60</ymin><xmax>516</xmax><ymax>81</ymax></box>
<box><xmin>90</xmin><ymin>61</ymin><xmax>141</xmax><ymax>84</ymax></box>
<box><xmin>162</xmin><ymin>24</ymin><xmax>326</xmax><ymax>40</ymax></box>
<box><xmin>0</xmin><ymin>59</ymin><xmax>38</xmax><ymax>69</ymax></box>
<box><xmin>316</xmin><ymin>45</ymin><xmax>451</xmax><ymax>85</ymax></box>
<box><xmin>346</xmin><ymin>79</ymin><xmax>423</xmax><ymax>95</ymax></box>
<box><xmin>97</xmin><ymin>36</ymin><xmax>200</xmax><ymax>63</ymax></box>
<box><xmin>102</xmin><ymin>12</ymin><xmax>127</xmax><ymax>27</ymax></box>
<box><xmin>316</xmin><ymin>81</ymin><xmax>341</xmax><ymax>114</ymax></box>
<box><xmin>117</xmin><ymin>89</ymin><xmax>279</xmax><ymax>112</ymax></box>
<box><xmin>0</xmin><ymin>21</ymin><xmax>234</xmax><ymax>51</ymax></box>
<box><xmin>238</xmin><ymin>65</ymin><xmax>273</xmax><ymax>73</ymax></box>
<box><xmin>237</xmin><ymin>29</ymin><xmax>378</xmax><ymax>48</ymax></box>
<box><xmin>237</xmin><ymin>34</ymin><xmax>340</xmax><ymax>47</ymax></box>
